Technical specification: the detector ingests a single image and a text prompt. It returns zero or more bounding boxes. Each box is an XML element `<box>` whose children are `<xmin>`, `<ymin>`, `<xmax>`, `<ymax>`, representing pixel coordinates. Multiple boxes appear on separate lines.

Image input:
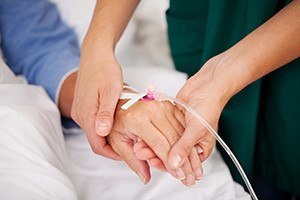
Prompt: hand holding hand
<box><xmin>168</xmin><ymin>56</ymin><xmax>232</xmax><ymax>171</ymax></box>
<box><xmin>71</xmin><ymin>54</ymin><xmax>123</xmax><ymax>160</ymax></box>
<box><xmin>107</xmin><ymin>98</ymin><xmax>202</xmax><ymax>186</ymax></box>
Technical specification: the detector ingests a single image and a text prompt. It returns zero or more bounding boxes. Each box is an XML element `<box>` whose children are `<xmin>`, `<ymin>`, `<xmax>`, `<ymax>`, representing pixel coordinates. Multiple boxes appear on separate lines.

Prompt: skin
<box><xmin>64</xmin><ymin>0</ymin><xmax>200</xmax><ymax>185</ymax></box>
<box><xmin>167</xmin><ymin>0</ymin><xmax>300</xmax><ymax>170</ymax></box>
<box><xmin>59</xmin><ymin>0</ymin><xmax>300</xmax><ymax>184</ymax></box>
<box><xmin>136</xmin><ymin>0</ymin><xmax>300</xmax><ymax>170</ymax></box>
<box><xmin>60</xmin><ymin>77</ymin><xmax>201</xmax><ymax>185</ymax></box>
<box><xmin>107</xmin><ymin>99</ymin><xmax>202</xmax><ymax>186</ymax></box>
<box><xmin>70</xmin><ymin>0</ymin><xmax>140</xmax><ymax>160</ymax></box>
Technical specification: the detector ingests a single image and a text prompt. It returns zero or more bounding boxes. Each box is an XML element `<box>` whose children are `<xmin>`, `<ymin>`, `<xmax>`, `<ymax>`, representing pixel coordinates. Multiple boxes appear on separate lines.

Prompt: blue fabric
<box><xmin>0</xmin><ymin>0</ymin><xmax>80</xmax><ymax>102</ymax></box>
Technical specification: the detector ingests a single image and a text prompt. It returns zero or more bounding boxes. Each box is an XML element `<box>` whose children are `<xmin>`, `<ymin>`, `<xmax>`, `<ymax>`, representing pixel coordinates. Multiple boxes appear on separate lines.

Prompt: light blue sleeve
<box><xmin>0</xmin><ymin>0</ymin><xmax>80</xmax><ymax>102</ymax></box>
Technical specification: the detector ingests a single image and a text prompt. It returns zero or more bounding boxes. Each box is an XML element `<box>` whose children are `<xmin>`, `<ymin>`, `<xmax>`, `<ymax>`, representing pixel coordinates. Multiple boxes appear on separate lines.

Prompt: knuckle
<box><xmin>202</xmin><ymin>152</ymin><xmax>210</xmax><ymax>161</ymax></box>
<box><xmin>169</xmin><ymin>135</ymin><xmax>180</xmax><ymax>146</ymax></box>
<box><xmin>147</xmin><ymin>100</ymin><xmax>158</xmax><ymax>109</ymax></box>
<box><xmin>163</xmin><ymin>101</ymin><xmax>174</xmax><ymax>111</ymax></box>
<box><xmin>124</xmin><ymin>110</ymin><xmax>134</xmax><ymax>119</ymax></box>
<box><xmin>125</xmin><ymin>110</ymin><xmax>143</xmax><ymax>122</ymax></box>
<box><xmin>97</xmin><ymin>110</ymin><xmax>113</xmax><ymax>118</ymax></box>
<box><xmin>91</xmin><ymin>145</ymin><xmax>102</xmax><ymax>155</ymax></box>
<box><xmin>126</xmin><ymin>158</ymin><xmax>137</xmax><ymax>171</ymax></box>
<box><xmin>151</xmin><ymin>140</ymin><xmax>169</xmax><ymax>157</ymax></box>
<box><xmin>177</xmin><ymin>142</ymin><xmax>192</xmax><ymax>157</ymax></box>
<box><xmin>147</xmin><ymin>101</ymin><xmax>163</xmax><ymax>115</ymax></box>
<box><xmin>175</xmin><ymin>123</ymin><xmax>185</xmax><ymax>135</ymax></box>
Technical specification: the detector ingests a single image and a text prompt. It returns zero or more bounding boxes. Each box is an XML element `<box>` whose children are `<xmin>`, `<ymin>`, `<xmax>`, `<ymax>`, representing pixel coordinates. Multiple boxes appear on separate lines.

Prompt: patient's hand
<box><xmin>107</xmin><ymin>99</ymin><xmax>202</xmax><ymax>186</ymax></box>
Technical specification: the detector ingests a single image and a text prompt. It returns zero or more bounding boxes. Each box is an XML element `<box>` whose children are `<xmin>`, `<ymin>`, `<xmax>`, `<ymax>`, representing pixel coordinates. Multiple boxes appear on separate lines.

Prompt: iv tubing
<box><xmin>154</xmin><ymin>92</ymin><xmax>258</xmax><ymax>200</ymax></box>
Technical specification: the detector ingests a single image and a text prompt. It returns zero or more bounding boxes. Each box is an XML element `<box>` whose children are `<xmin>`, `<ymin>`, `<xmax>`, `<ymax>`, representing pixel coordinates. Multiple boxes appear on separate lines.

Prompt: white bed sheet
<box><xmin>64</xmin><ymin>66</ymin><xmax>250</xmax><ymax>200</ymax></box>
<box><xmin>65</xmin><ymin>132</ymin><xmax>250</xmax><ymax>200</ymax></box>
<box><xmin>0</xmin><ymin>59</ymin><xmax>77</xmax><ymax>200</ymax></box>
<box><xmin>0</xmin><ymin>58</ymin><xmax>250</xmax><ymax>200</ymax></box>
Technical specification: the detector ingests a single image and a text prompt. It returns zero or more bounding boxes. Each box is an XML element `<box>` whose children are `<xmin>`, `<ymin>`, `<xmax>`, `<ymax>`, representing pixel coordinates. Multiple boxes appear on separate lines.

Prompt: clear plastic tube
<box><xmin>154</xmin><ymin>92</ymin><xmax>258</xmax><ymax>200</ymax></box>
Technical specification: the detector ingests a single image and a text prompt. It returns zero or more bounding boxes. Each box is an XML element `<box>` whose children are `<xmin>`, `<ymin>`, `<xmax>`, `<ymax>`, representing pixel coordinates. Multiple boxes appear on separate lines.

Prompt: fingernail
<box><xmin>96</xmin><ymin>122</ymin><xmax>109</xmax><ymax>134</ymax></box>
<box><xmin>186</xmin><ymin>174</ymin><xmax>195</xmax><ymax>186</ymax></box>
<box><xmin>137</xmin><ymin>172</ymin><xmax>146</xmax><ymax>185</ymax></box>
<box><xmin>196</xmin><ymin>146</ymin><xmax>204</xmax><ymax>154</ymax></box>
<box><xmin>176</xmin><ymin>168</ymin><xmax>186</xmax><ymax>180</ymax></box>
<box><xmin>195</xmin><ymin>168</ymin><xmax>202</xmax><ymax>180</ymax></box>
<box><xmin>171</xmin><ymin>155</ymin><xmax>182</xmax><ymax>169</ymax></box>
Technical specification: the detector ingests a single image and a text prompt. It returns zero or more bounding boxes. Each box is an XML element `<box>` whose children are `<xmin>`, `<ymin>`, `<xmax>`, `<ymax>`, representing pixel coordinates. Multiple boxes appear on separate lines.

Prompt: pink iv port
<box><xmin>142</xmin><ymin>85</ymin><xmax>156</xmax><ymax>101</ymax></box>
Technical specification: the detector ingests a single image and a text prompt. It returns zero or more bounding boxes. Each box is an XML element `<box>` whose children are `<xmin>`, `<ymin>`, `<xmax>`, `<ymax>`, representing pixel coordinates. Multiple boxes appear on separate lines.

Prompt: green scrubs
<box><xmin>167</xmin><ymin>0</ymin><xmax>300</xmax><ymax>195</ymax></box>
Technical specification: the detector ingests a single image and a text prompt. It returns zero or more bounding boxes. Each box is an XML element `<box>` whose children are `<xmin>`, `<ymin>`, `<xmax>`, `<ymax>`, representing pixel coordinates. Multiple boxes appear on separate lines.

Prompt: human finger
<box><xmin>133</xmin><ymin>140</ymin><xmax>167</xmax><ymax>172</ymax></box>
<box><xmin>190</xmin><ymin>147</ymin><xmax>203</xmax><ymax>180</ymax></box>
<box><xmin>168</xmin><ymin>118</ymin><xmax>208</xmax><ymax>170</ymax></box>
<box><xmin>134</xmin><ymin>121</ymin><xmax>178</xmax><ymax>178</ymax></box>
<box><xmin>95</xmin><ymin>85</ymin><xmax>122</xmax><ymax>136</ymax></box>
<box><xmin>84</xmin><ymin>126</ymin><xmax>121</xmax><ymax>160</ymax></box>
<box><xmin>150</xmin><ymin>107</ymin><xmax>197</xmax><ymax>179</ymax></box>
<box><xmin>107</xmin><ymin>131</ymin><xmax>151</xmax><ymax>184</ymax></box>
<box><xmin>148</xmin><ymin>158</ymin><xmax>167</xmax><ymax>172</ymax></box>
<box><xmin>197</xmin><ymin>131</ymin><xmax>216</xmax><ymax>162</ymax></box>
<box><xmin>133</xmin><ymin>139</ymin><xmax>148</xmax><ymax>153</ymax></box>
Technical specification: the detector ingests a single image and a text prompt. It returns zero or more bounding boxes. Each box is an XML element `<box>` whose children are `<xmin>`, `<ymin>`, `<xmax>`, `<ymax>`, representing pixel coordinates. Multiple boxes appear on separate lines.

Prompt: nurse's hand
<box><xmin>69</xmin><ymin>0</ymin><xmax>140</xmax><ymax>160</ymax></box>
<box><xmin>167</xmin><ymin>0</ymin><xmax>300</xmax><ymax>171</ymax></box>
<box><xmin>107</xmin><ymin>99</ymin><xmax>202</xmax><ymax>186</ymax></box>
<box><xmin>167</xmin><ymin>55</ymin><xmax>230</xmax><ymax>170</ymax></box>
<box><xmin>71</xmin><ymin>53</ymin><xmax>123</xmax><ymax>160</ymax></box>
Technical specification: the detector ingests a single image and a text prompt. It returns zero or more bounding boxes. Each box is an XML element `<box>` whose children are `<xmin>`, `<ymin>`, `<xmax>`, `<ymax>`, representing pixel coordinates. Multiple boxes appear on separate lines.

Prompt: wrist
<box><xmin>80</xmin><ymin>31</ymin><xmax>117</xmax><ymax>67</ymax></box>
<box><xmin>199</xmin><ymin>51</ymin><xmax>254</xmax><ymax>106</ymax></box>
<box><xmin>192</xmin><ymin>59</ymin><xmax>230</xmax><ymax>109</ymax></box>
<box><xmin>58</xmin><ymin>71</ymin><xmax>77</xmax><ymax>117</ymax></box>
<box><xmin>82</xmin><ymin>36</ymin><xmax>115</xmax><ymax>55</ymax></box>
<box><xmin>80</xmin><ymin>45</ymin><xmax>116</xmax><ymax>66</ymax></box>
<box><xmin>116</xmin><ymin>85</ymin><xmax>141</xmax><ymax>110</ymax></box>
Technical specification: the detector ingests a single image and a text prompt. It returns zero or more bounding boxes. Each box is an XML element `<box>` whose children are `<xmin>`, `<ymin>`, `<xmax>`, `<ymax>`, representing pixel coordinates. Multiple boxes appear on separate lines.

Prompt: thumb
<box><xmin>95</xmin><ymin>89</ymin><xmax>120</xmax><ymax>136</ymax></box>
<box><xmin>168</xmin><ymin>120</ymin><xmax>204</xmax><ymax>170</ymax></box>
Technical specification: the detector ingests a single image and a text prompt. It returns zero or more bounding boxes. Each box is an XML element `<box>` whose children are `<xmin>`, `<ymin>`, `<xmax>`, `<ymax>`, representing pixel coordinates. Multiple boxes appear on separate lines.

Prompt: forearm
<box><xmin>81</xmin><ymin>0</ymin><xmax>140</xmax><ymax>62</ymax></box>
<box><xmin>209</xmin><ymin>0</ymin><xmax>300</xmax><ymax>104</ymax></box>
<box><xmin>71</xmin><ymin>0</ymin><xmax>135</xmax><ymax>137</ymax></box>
